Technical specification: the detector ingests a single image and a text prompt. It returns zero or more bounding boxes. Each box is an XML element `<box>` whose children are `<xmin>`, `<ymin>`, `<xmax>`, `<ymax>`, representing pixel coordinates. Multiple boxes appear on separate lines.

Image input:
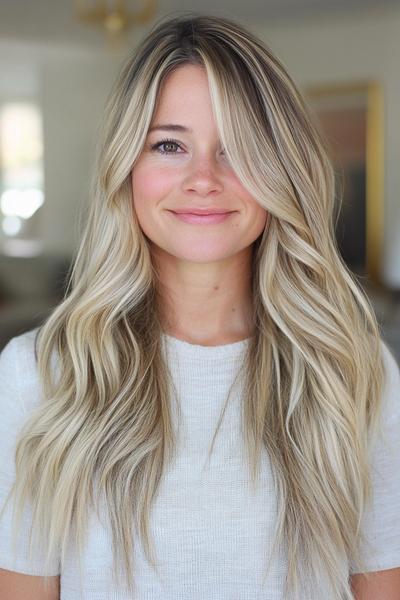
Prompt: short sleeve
<box><xmin>349</xmin><ymin>340</ymin><xmax>400</xmax><ymax>574</ymax></box>
<box><xmin>0</xmin><ymin>332</ymin><xmax>60</xmax><ymax>575</ymax></box>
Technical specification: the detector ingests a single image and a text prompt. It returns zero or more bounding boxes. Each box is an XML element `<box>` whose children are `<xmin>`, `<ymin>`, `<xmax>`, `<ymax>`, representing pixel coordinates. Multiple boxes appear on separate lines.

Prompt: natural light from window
<box><xmin>0</xmin><ymin>102</ymin><xmax>44</xmax><ymax>256</ymax></box>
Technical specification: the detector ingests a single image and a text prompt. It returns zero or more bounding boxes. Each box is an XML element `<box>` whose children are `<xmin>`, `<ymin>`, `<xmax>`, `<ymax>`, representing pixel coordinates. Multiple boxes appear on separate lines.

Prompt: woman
<box><xmin>0</xmin><ymin>12</ymin><xmax>399</xmax><ymax>600</ymax></box>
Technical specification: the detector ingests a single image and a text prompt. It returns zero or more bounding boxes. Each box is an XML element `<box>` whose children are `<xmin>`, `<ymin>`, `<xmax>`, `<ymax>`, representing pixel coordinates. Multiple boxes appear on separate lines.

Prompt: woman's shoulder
<box><xmin>349</xmin><ymin>338</ymin><xmax>400</xmax><ymax>574</ymax></box>
<box><xmin>379</xmin><ymin>339</ymin><xmax>400</xmax><ymax>424</ymax></box>
<box><xmin>0</xmin><ymin>327</ymin><xmax>41</xmax><ymax>373</ymax></box>
<box><xmin>0</xmin><ymin>327</ymin><xmax>43</xmax><ymax>418</ymax></box>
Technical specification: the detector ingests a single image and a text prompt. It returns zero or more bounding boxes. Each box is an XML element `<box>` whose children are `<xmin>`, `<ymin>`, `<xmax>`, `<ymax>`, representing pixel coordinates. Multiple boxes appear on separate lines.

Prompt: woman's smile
<box><xmin>166</xmin><ymin>209</ymin><xmax>237</xmax><ymax>224</ymax></box>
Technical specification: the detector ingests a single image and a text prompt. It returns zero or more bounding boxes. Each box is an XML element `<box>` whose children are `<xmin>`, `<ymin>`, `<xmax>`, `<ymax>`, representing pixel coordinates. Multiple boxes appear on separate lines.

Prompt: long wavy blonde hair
<box><xmin>1</xmin><ymin>12</ymin><xmax>386</xmax><ymax>599</ymax></box>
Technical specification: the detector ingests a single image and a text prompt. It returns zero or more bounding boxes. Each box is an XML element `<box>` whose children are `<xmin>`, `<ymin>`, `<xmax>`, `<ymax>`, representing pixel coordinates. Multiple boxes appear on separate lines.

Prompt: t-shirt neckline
<box><xmin>161</xmin><ymin>332</ymin><xmax>251</xmax><ymax>359</ymax></box>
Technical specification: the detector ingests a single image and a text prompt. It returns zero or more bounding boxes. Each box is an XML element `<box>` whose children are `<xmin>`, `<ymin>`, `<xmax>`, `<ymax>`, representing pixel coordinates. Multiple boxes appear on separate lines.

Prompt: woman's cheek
<box><xmin>132</xmin><ymin>164</ymin><xmax>177</xmax><ymax>207</ymax></box>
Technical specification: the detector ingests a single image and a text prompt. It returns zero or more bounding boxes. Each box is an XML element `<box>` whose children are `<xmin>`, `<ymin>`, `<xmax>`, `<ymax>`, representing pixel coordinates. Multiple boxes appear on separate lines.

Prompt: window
<box><xmin>0</xmin><ymin>102</ymin><xmax>44</xmax><ymax>256</ymax></box>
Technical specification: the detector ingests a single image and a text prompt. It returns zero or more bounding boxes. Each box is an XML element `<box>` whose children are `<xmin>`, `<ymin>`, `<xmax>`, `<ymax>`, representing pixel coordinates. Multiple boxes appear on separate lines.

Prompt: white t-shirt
<box><xmin>0</xmin><ymin>327</ymin><xmax>399</xmax><ymax>599</ymax></box>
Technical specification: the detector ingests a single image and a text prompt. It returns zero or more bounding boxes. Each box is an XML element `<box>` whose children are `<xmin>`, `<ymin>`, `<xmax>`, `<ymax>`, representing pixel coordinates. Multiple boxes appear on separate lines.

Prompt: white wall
<box><xmin>40</xmin><ymin>51</ymin><xmax>119</xmax><ymax>254</ymax></box>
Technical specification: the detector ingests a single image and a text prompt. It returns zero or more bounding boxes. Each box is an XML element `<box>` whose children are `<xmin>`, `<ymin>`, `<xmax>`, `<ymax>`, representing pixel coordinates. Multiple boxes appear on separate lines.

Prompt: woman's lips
<box><xmin>168</xmin><ymin>210</ymin><xmax>235</xmax><ymax>224</ymax></box>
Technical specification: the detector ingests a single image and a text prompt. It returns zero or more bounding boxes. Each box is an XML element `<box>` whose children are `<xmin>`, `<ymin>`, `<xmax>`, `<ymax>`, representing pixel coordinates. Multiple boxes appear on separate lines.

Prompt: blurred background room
<box><xmin>0</xmin><ymin>0</ymin><xmax>399</xmax><ymax>363</ymax></box>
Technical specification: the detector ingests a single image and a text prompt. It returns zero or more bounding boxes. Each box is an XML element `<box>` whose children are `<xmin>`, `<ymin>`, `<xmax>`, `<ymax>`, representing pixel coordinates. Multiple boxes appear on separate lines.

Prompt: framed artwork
<box><xmin>304</xmin><ymin>81</ymin><xmax>384</xmax><ymax>284</ymax></box>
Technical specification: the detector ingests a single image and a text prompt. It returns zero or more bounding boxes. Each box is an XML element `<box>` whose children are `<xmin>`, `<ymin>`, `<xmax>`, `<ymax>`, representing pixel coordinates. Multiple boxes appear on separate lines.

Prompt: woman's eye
<box><xmin>149</xmin><ymin>139</ymin><xmax>227</xmax><ymax>159</ymax></box>
<box><xmin>150</xmin><ymin>139</ymin><xmax>182</xmax><ymax>155</ymax></box>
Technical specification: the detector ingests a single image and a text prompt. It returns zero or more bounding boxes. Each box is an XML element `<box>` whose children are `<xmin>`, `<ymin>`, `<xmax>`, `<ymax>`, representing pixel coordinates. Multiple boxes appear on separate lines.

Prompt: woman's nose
<box><xmin>182</xmin><ymin>155</ymin><xmax>224</xmax><ymax>197</ymax></box>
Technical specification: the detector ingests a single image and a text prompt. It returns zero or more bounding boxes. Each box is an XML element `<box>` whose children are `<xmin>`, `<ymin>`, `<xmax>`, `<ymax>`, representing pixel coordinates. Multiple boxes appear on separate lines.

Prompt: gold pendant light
<box><xmin>74</xmin><ymin>0</ymin><xmax>157</xmax><ymax>34</ymax></box>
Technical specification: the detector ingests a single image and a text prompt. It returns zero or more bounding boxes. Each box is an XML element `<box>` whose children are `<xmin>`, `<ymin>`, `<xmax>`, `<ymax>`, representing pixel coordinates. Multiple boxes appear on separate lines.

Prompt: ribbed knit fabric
<box><xmin>1</xmin><ymin>328</ymin><xmax>400</xmax><ymax>599</ymax></box>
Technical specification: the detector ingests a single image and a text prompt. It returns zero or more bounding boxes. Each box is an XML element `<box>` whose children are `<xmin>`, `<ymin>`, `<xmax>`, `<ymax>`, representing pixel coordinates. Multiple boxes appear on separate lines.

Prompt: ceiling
<box><xmin>0</xmin><ymin>0</ymin><xmax>397</xmax><ymax>50</ymax></box>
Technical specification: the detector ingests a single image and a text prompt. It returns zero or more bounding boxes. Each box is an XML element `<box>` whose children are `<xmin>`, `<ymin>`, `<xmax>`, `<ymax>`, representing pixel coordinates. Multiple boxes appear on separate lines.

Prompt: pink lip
<box><xmin>172</xmin><ymin>208</ymin><xmax>232</xmax><ymax>215</ymax></box>
<box><xmin>168</xmin><ymin>210</ymin><xmax>235</xmax><ymax>225</ymax></box>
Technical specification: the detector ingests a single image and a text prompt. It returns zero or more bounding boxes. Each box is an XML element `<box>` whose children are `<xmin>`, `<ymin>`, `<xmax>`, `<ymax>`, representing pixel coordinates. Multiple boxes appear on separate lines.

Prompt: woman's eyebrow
<box><xmin>148</xmin><ymin>124</ymin><xmax>193</xmax><ymax>133</ymax></box>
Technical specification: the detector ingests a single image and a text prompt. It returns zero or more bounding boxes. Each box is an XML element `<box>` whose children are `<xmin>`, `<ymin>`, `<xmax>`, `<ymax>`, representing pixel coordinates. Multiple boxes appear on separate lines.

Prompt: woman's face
<box><xmin>131</xmin><ymin>63</ymin><xmax>267</xmax><ymax>265</ymax></box>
